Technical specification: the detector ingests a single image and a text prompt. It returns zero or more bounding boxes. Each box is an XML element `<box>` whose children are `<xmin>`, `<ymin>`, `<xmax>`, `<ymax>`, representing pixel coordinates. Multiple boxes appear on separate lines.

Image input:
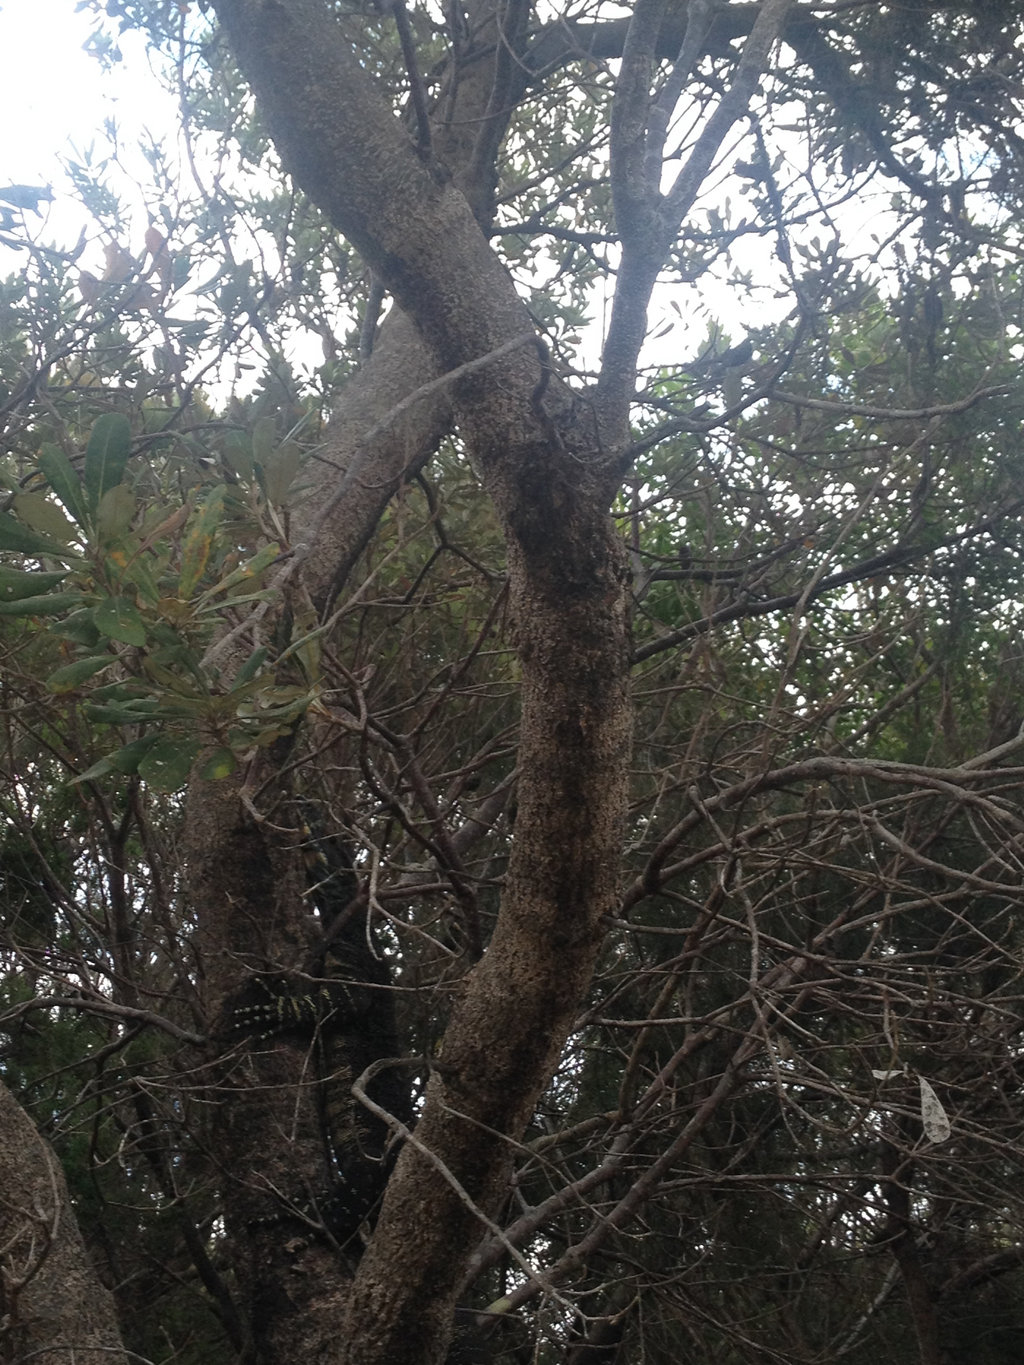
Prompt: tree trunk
<box><xmin>187</xmin><ymin>4</ymin><xmax>634</xmax><ymax>1361</ymax></box>
<box><xmin>0</xmin><ymin>1079</ymin><xmax>128</xmax><ymax>1365</ymax></box>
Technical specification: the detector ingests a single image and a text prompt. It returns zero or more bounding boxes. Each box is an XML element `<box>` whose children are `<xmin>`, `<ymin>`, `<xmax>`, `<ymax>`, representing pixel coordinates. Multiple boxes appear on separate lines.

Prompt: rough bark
<box><xmin>0</xmin><ymin>1079</ymin><xmax>128</xmax><ymax>1365</ymax></box>
<box><xmin>178</xmin><ymin>3</ymin><xmax>541</xmax><ymax>1356</ymax></box>
<box><xmin>291</xmin><ymin>308</ymin><xmax>451</xmax><ymax>615</ymax></box>
<box><xmin>183</xmin><ymin>0</ymin><xmax>803</xmax><ymax>1356</ymax></box>
<box><xmin>183</xmin><ymin>770</ymin><xmax>341</xmax><ymax>1362</ymax></box>
<box><xmin>203</xmin><ymin>9</ymin><xmax>634</xmax><ymax>1362</ymax></box>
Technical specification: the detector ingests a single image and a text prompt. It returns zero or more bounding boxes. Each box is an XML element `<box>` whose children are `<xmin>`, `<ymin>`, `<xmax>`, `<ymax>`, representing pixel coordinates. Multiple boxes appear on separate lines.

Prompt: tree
<box><xmin>2</xmin><ymin>1</ymin><xmax>1024</xmax><ymax>1363</ymax></box>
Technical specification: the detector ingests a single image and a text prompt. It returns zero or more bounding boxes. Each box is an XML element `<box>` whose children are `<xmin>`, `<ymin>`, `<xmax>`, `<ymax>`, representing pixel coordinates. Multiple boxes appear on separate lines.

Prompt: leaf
<box><xmin>84</xmin><ymin>702</ymin><xmax>165</xmax><ymax>723</ymax></box>
<box><xmin>95</xmin><ymin>484</ymin><xmax>136</xmax><ymax>542</ymax></box>
<box><xmin>198</xmin><ymin>541</ymin><xmax>279</xmax><ymax>604</ymax></box>
<box><xmin>46</xmin><ymin>655</ymin><xmax>112</xmax><ymax>693</ymax></box>
<box><xmin>93</xmin><ymin>596</ymin><xmax>147</xmax><ymax>646</ymax></box>
<box><xmin>251</xmin><ymin>416</ymin><xmax>278</xmax><ymax>466</ymax></box>
<box><xmin>199</xmin><ymin>746</ymin><xmax>237</xmax><ymax>780</ymax></box>
<box><xmin>108</xmin><ymin>736</ymin><xmax>160</xmax><ymax>774</ymax></box>
<box><xmin>0</xmin><ymin>510</ymin><xmax>67</xmax><ymax>556</ymax></box>
<box><xmin>260</xmin><ymin>440</ymin><xmax>302</xmax><ymax>506</ymax></box>
<box><xmin>141</xmin><ymin>404</ymin><xmax>177</xmax><ymax>434</ymax></box>
<box><xmin>38</xmin><ymin>444</ymin><xmax>89</xmax><ymax>525</ymax></box>
<box><xmin>83</xmin><ymin>413</ymin><xmax>132</xmax><ymax>512</ymax></box>
<box><xmin>178</xmin><ymin>488</ymin><xmax>226</xmax><ymax>598</ymax></box>
<box><xmin>919</xmin><ymin>1076</ymin><xmax>951</xmax><ymax>1144</ymax></box>
<box><xmin>232</xmin><ymin>646</ymin><xmax>268</xmax><ymax>689</ymax></box>
<box><xmin>138</xmin><ymin>736</ymin><xmax>199</xmax><ymax>791</ymax></box>
<box><xmin>51</xmin><ymin>608</ymin><xmax>102</xmax><ymax>647</ymax></box>
<box><xmin>0</xmin><ymin>591</ymin><xmax>86</xmax><ymax>618</ymax></box>
<box><xmin>70</xmin><ymin>755</ymin><xmax>116</xmax><ymax>785</ymax></box>
<box><xmin>10</xmin><ymin>493</ymin><xmax>79</xmax><ymax>546</ymax></box>
<box><xmin>88</xmin><ymin>680</ymin><xmax>149</xmax><ymax>703</ymax></box>
<box><xmin>222</xmin><ymin>432</ymin><xmax>254</xmax><ymax>481</ymax></box>
<box><xmin>0</xmin><ymin>567</ymin><xmax>69</xmax><ymax>602</ymax></box>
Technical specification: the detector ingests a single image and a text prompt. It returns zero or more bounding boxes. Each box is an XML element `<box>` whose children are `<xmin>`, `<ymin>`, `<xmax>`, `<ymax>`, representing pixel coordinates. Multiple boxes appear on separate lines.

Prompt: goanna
<box><xmin>222</xmin><ymin>805</ymin><xmax>411</xmax><ymax>1249</ymax></box>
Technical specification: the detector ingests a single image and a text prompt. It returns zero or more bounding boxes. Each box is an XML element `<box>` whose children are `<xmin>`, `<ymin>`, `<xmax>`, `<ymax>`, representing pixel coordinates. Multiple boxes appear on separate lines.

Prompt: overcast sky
<box><xmin>1</xmin><ymin>1</ymin><xmax>109</xmax><ymax>186</ymax></box>
<box><xmin>0</xmin><ymin>0</ymin><xmax>180</xmax><ymax>272</ymax></box>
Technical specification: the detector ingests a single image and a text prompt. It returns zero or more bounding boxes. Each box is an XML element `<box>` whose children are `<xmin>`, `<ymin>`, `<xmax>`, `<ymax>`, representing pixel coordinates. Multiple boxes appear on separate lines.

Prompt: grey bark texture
<box><xmin>195</xmin><ymin>7</ymin><xmax>631</xmax><ymax>1362</ymax></box>
<box><xmin>187</xmin><ymin>0</ymin><xmax>788</xmax><ymax>1358</ymax></box>
<box><xmin>0</xmin><ymin>1078</ymin><xmax>128</xmax><ymax>1364</ymax></box>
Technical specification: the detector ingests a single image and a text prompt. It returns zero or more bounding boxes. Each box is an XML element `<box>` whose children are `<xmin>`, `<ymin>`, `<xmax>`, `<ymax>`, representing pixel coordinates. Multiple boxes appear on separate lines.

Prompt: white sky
<box><xmin>1</xmin><ymin>1</ymin><xmax>114</xmax><ymax>184</ymax></box>
<box><xmin>0</xmin><ymin>0</ymin><xmax>178</xmax><ymax>267</ymax></box>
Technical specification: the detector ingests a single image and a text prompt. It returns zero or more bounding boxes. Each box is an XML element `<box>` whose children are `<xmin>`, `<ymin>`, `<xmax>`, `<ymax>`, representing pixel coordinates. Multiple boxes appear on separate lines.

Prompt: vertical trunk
<box><xmin>183</xmin><ymin>770</ymin><xmax>343</xmax><ymax>1363</ymax></box>
<box><xmin>0</xmin><ymin>1079</ymin><xmax>129</xmax><ymax>1365</ymax></box>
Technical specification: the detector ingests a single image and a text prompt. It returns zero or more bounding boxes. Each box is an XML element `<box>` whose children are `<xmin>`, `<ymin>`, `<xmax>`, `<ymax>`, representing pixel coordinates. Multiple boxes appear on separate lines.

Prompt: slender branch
<box><xmin>1</xmin><ymin>994</ymin><xmax>204</xmax><ymax>1045</ymax></box>
<box><xmin>633</xmin><ymin>496</ymin><xmax>1024</xmax><ymax>664</ymax></box>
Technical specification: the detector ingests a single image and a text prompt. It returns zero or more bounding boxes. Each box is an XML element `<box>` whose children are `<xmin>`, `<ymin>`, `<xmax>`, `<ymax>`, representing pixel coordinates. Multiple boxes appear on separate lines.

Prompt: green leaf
<box><xmin>178</xmin><ymin>487</ymin><xmax>226</xmax><ymax>598</ymax></box>
<box><xmin>70</xmin><ymin>755</ymin><xmax>116</xmax><ymax>785</ymax></box>
<box><xmin>127</xmin><ymin>554</ymin><xmax>160</xmax><ymax>607</ymax></box>
<box><xmin>51</xmin><ymin>608</ymin><xmax>102</xmax><ymax>647</ymax></box>
<box><xmin>199</xmin><ymin>746</ymin><xmax>237</xmax><ymax>780</ymax></box>
<box><xmin>46</xmin><ymin>655</ymin><xmax>112</xmax><ymax>693</ymax></box>
<box><xmin>83</xmin><ymin>413</ymin><xmax>132</xmax><ymax>512</ymax></box>
<box><xmin>252</xmin><ymin>416</ymin><xmax>277</xmax><ymax>466</ymax></box>
<box><xmin>108</xmin><ymin>736</ymin><xmax>160</xmax><ymax>774</ymax></box>
<box><xmin>38</xmin><ymin>443</ymin><xmax>89</xmax><ymax>526</ymax></box>
<box><xmin>8</xmin><ymin>495</ymin><xmax>79</xmax><ymax>548</ymax></box>
<box><xmin>83</xmin><ymin>702</ymin><xmax>164</xmax><ymax>723</ymax></box>
<box><xmin>0</xmin><ymin>567</ymin><xmax>69</xmax><ymax>602</ymax></box>
<box><xmin>0</xmin><ymin>510</ymin><xmax>67</xmax><ymax>556</ymax></box>
<box><xmin>232</xmin><ymin>645</ymin><xmax>268</xmax><ymax>689</ymax></box>
<box><xmin>260</xmin><ymin>440</ymin><xmax>302</xmax><ymax>506</ymax></box>
<box><xmin>141</xmin><ymin>405</ymin><xmax>177</xmax><ymax>434</ymax></box>
<box><xmin>88</xmin><ymin>680</ymin><xmax>148</xmax><ymax>703</ymax></box>
<box><xmin>222</xmin><ymin>432</ymin><xmax>254</xmax><ymax>481</ymax></box>
<box><xmin>197</xmin><ymin>542</ymin><xmax>280</xmax><ymax>605</ymax></box>
<box><xmin>95</xmin><ymin>484</ymin><xmax>136</xmax><ymax>542</ymax></box>
<box><xmin>138</xmin><ymin>736</ymin><xmax>199</xmax><ymax>791</ymax></box>
<box><xmin>93</xmin><ymin>596</ymin><xmax>147</xmax><ymax>645</ymax></box>
<box><xmin>0</xmin><ymin>591</ymin><xmax>86</xmax><ymax>618</ymax></box>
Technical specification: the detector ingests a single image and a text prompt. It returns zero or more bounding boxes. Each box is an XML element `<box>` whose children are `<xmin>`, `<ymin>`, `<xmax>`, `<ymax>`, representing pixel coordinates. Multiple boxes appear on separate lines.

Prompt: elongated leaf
<box><xmin>261</xmin><ymin>440</ymin><xmax>302</xmax><ymax>506</ymax></box>
<box><xmin>139</xmin><ymin>736</ymin><xmax>199</xmax><ymax>791</ymax></box>
<box><xmin>178</xmin><ymin>488</ymin><xmax>226</xmax><ymax>598</ymax></box>
<box><xmin>83</xmin><ymin>413</ymin><xmax>131</xmax><ymax>511</ymax></box>
<box><xmin>93</xmin><ymin>596</ymin><xmax>147</xmax><ymax>645</ymax></box>
<box><xmin>232</xmin><ymin>646</ymin><xmax>268</xmax><ymax>689</ymax></box>
<box><xmin>0</xmin><ymin>591</ymin><xmax>85</xmax><ymax>618</ymax></box>
<box><xmin>46</xmin><ymin>655</ymin><xmax>112</xmax><ymax>693</ymax></box>
<box><xmin>70</xmin><ymin>755</ymin><xmax>117</xmax><ymax>785</ymax></box>
<box><xmin>88</xmin><ymin>680</ymin><xmax>149</xmax><ymax>703</ymax></box>
<box><xmin>919</xmin><ymin>1076</ymin><xmax>951</xmax><ymax>1144</ymax></box>
<box><xmin>197</xmin><ymin>541</ymin><xmax>279</xmax><ymax>604</ymax></box>
<box><xmin>108</xmin><ymin>736</ymin><xmax>160</xmax><ymax>774</ymax></box>
<box><xmin>0</xmin><ymin>567</ymin><xmax>68</xmax><ymax>602</ymax></box>
<box><xmin>38</xmin><ymin>443</ymin><xmax>88</xmax><ymax>525</ymax></box>
<box><xmin>12</xmin><ymin>492</ymin><xmax>79</xmax><ymax>545</ymax></box>
<box><xmin>51</xmin><ymin>608</ymin><xmax>102</xmax><ymax>647</ymax></box>
<box><xmin>0</xmin><ymin>508</ymin><xmax>69</xmax><ymax>556</ymax></box>
<box><xmin>222</xmin><ymin>432</ymin><xmax>253</xmax><ymax>481</ymax></box>
<box><xmin>84</xmin><ymin>701</ymin><xmax>165</xmax><ymax>723</ymax></box>
<box><xmin>95</xmin><ymin>484</ymin><xmax>136</xmax><ymax>542</ymax></box>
